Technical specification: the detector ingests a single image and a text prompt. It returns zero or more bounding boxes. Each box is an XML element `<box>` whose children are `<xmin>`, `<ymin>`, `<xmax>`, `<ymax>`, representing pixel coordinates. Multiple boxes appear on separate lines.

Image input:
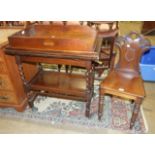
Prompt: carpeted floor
<box><xmin>0</xmin><ymin>79</ymin><xmax>147</xmax><ymax>134</ymax></box>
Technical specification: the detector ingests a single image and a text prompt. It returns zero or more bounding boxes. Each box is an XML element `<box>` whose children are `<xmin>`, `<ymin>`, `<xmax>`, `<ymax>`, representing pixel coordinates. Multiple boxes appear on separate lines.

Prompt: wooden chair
<box><xmin>68</xmin><ymin>22</ymin><xmax>118</xmax><ymax>76</ymax></box>
<box><xmin>96</xmin><ymin>28</ymin><xmax>119</xmax><ymax>76</ymax></box>
<box><xmin>98</xmin><ymin>32</ymin><xmax>151</xmax><ymax>129</ymax></box>
<box><xmin>87</xmin><ymin>21</ymin><xmax>119</xmax><ymax>77</ymax></box>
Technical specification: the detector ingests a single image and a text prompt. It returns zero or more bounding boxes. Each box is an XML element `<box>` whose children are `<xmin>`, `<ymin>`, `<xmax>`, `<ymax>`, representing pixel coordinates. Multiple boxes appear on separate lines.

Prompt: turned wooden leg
<box><xmin>91</xmin><ymin>64</ymin><xmax>95</xmax><ymax>95</ymax></box>
<box><xmin>95</xmin><ymin>24</ymin><xmax>100</xmax><ymax>30</ymax></box>
<box><xmin>130</xmin><ymin>98</ymin><xmax>142</xmax><ymax>129</ymax></box>
<box><xmin>85</xmin><ymin>63</ymin><xmax>93</xmax><ymax>118</ymax></box>
<box><xmin>37</xmin><ymin>63</ymin><xmax>43</xmax><ymax>71</ymax></box>
<box><xmin>70</xmin><ymin>66</ymin><xmax>74</xmax><ymax>74</ymax></box>
<box><xmin>58</xmin><ymin>64</ymin><xmax>62</xmax><ymax>72</ymax></box>
<box><xmin>65</xmin><ymin>65</ymin><xmax>69</xmax><ymax>73</ymax></box>
<box><xmin>97</xmin><ymin>68</ymin><xmax>105</xmax><ymax>77</ymax></box>
<box><xmin>85</xmin><ymin>99</ymin><xmax>91</xmax><ymax>117</ymax></box>
<box><xmin>15</xmin><ymin>55</ymin><xmax>29</xmax><ymax>93</ymax></box>
<box><xmin>109</xmin><ymin>37</ymin><xmax>115</xmax><ymax>71</ymax></box>
<box><xmin>110</xmin><ymin>53</ymin><xmax>116</xmax><ymax>71</ymax></box>
<box><xmin>63</xmin><ymin>21</ymin><xmax>67</xmax><ymax>25</ymax></box>
<box><xmin>87</xmin><ymin>22</ymin><xmax>93</xmax><ymax>27</ymax></box>
<box><xmin>79</xmin><ymin>21</ymin><xmax>84</xmax><ymax>25</ymax></box>
<box><xmin>27</xmin><ymin>91</ymin><xmax>38</xmax><ymax>108</ymax></box>
<box><xmin>98</xmin><ymin>89</ymin><xmax>104</xmax><ymax>120</ymax></box>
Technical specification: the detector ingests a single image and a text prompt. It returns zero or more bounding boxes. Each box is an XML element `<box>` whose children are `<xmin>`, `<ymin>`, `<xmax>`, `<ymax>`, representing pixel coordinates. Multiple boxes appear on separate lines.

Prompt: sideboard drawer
<box><xmin>0</xmin><ymin>74</ymin><xmax>13</xmax><ymax>90</ymax></box>
<box><xmin>0</xmin><ymin>91</ymin><xmax>17</xmax><ymax>104</ymax></box>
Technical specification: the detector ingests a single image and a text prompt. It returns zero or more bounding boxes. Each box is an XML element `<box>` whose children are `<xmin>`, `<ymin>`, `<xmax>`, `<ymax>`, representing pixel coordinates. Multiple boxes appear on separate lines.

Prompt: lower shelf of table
<box><xmin>30</xmin><ymin>70</ymin><xmax>88</xmax><ymax>98</ymax></box>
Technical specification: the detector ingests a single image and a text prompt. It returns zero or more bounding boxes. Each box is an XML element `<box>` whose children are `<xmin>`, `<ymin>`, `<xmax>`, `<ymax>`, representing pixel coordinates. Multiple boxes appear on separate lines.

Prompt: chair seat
<box><xmin>100</xmin><ymin>70</ymin><xmax>145</xmax><ymax>98</ymax></box>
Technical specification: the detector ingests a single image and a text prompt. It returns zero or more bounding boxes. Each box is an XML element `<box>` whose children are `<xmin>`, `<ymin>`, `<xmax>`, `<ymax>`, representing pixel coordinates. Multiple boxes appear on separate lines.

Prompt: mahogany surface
<box><xmin>5</xmin><ymin>24</ymin><xmax>100</xmax><ymax>117</ymax></box>
<box><xmin>98</xmin><ymin>32</ymin><xmax>151</xmax><ymax>129</ymax></box>
<box><xmin>0</xmin><ymin>43</ymin><xmax>27</xmax><ymax>111</ymax></box>
<box><xmin>31</xmin><ymin>71</ymin><xmax>86</xmax><ymax>97</ymax></box>
<box><xmin>100</xmin><ymin>70</ymin><xmax>145</xmax><ymax>99</ymax></box>
<box><xmin>7</xmin><ymin>24</ymin><xmax>98</xmax><ymax>60</ymax></box>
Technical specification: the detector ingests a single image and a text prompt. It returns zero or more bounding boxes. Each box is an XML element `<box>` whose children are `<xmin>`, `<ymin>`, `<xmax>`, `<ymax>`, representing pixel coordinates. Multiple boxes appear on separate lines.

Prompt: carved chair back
<box><xmin>115</xmin><ymin>32</ymin><xmax>151</xmax><ymax>77</ymax></box>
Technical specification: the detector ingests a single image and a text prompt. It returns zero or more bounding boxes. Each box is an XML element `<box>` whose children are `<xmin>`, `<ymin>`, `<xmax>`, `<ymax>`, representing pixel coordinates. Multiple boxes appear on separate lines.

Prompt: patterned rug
<box><xmin>0</xmin><ymin>80</ymin><xmax>147</xmax><ymax>134</ymax></box>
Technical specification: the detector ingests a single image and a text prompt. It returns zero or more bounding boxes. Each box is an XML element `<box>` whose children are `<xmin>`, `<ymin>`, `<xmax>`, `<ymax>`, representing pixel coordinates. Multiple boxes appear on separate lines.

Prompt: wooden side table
<box><xmin>5</xmin><ymin>24</ymin><xmax>101</xmax><ymax>117</ymax></box>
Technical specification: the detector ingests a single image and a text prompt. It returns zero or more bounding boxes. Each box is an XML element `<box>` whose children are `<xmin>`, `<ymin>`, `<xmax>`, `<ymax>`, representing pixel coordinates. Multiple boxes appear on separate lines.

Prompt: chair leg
<box><xmin>27</xmin><ymin>91</ymin><xmax>37</xmax><ymax>108</ymax></box>
<box><xmin>85</xmin><ymin>94</ymin><xmax>92</xmax><ymax>118</ymax></box>
<box><xmin>58</xmin><ymin>64</ymin><xmax>62</xmax><ymax>72</ymax></box>
<box><xmin>85</xmin><ymin>102</ymin><xmax>90</xmax><ymax>118</ymax></box>
<box><xmin>58</xmin><ymin>65</ymin><xmax>69</xmax><ymax>73</ymax></box>
<box><xmin>130</xmin><ymin>98</ymin><xmax>142</xmax><ymax>129</ymax></box>
<box><xmin>98</xmin><ymin>89</ymin><xmax>104</xmax><ymax>120</ymax></box>
<box><xmin>110</xmin><ymin>53</ymin><xmax>116</xmax><ymax>71</ymax></box>
<box><xmin>65</xmin><ymin>65</ymin><xmax>69</xmax><ymax>73</ymax></box>
<box><xmin>97</xmin><ymin>68</ymin><xmax>105</xmax><ymax>77</ymax></box>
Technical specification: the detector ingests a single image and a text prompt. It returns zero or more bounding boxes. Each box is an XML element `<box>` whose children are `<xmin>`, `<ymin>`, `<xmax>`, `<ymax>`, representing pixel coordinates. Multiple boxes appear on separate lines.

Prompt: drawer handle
<box><xmin>0</xmin><ymin>96</ymin><xmax>9</xmax><ymax>100</ymax></box>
